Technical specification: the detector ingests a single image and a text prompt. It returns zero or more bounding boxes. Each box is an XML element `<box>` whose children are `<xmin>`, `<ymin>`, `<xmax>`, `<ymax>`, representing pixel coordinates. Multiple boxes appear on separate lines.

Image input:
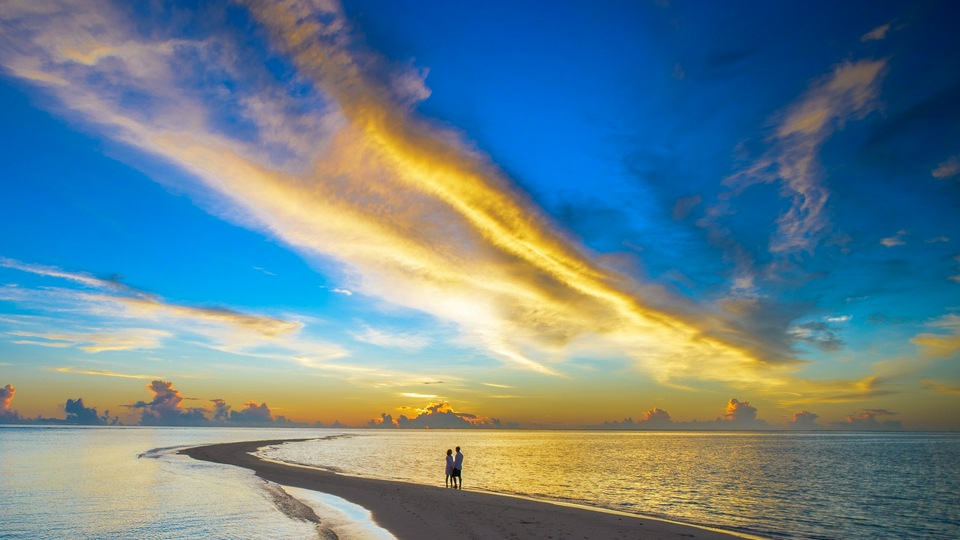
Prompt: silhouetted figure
<box><xmin>452</xmin><ymin>446</ymin><xmax>464</xmax><ymax>489</ymax></box>
<box><xmin>445</xmin><ymin>448</ymin><xmax>454</xmax><ymax>488</ymax></box>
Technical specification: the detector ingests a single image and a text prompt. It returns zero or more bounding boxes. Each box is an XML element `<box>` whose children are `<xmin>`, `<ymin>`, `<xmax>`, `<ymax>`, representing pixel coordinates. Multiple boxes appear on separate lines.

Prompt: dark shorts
<box><xmin>451</xmin><ymin>468</ymin><xmax>461</xmax><ymax>478</ymax></box>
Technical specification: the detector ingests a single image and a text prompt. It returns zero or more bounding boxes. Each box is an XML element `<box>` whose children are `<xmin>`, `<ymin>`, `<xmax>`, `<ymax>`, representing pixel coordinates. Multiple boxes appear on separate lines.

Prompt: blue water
<box><xmin>256</xmin><ymin>430</ymin><xmax>960</xmax><ymax>540</ymax></box>
<box><xmin>0</xmin><ymin>426</ymin><xmax>359</xmax><ymax>539</ymax></box>
<box><xmin>2</xmin><ymin>427</ymin><xmax>958</xmax><ymax>539</ymax></box>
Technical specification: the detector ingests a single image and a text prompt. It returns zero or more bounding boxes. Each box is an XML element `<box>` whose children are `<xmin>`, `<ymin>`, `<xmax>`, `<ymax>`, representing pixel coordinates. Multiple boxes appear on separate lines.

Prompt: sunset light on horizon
<box><xmin>1</xmin><ymin>0</ymin><xmax>958</xmax><ymax>430</ymax></box>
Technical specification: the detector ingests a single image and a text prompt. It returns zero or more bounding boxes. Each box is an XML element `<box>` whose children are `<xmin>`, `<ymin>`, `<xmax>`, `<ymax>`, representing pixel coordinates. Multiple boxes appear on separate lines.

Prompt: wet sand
<box><xmin>181</xmin><ymin>439</ymin><xmax>759</xmax><ymax>540</ymax></box>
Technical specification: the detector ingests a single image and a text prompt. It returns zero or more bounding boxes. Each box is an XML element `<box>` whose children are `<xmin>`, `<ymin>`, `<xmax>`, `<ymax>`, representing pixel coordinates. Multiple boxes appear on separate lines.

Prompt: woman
<box><xmin>445</xmin><ymin>449</ymin><xmax>454</xmax><ymax>488</ymax></box>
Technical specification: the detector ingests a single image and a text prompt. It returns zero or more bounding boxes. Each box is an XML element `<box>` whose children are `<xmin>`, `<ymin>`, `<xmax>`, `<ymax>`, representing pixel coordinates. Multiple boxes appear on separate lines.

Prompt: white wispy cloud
<box><xmin>932</xmin><ymin>156</ymin><xmax>960</xmax><ymax>179</ymax></box>
<box><xmin>351</xmin><ymin>325</ymin><xmax>430</xmax><ymax>351</ymax></box>
<box><xmin>724</xmin><ymin>59</ymin><xmax>887</xmax><ymax>254</ymax></box>
<box><xmin>922</xmin><ymin>379</ymin><xmax>960</xmax><ymax>396</ymax></box>
<box><xmin>881</xmin><ymin>230</ymin><xmax>908</xmax><ymax>247</ymax></box>
<box><xmin>0</xmin><ymin>257</ymin><xmax>346</xmax><ymax>366</ymax></box>
<box><xmin>52</xmin><ymin>366</ymin><xmax>164</xmax><ymax>379</ymax></box>
<box><xmin>861</xmin><ymin>22</ymin><xmax>892</xmax><ymax>42</ymax></box>
<box><xmin>910</xmin><ymin>313</ymin><xmax>960</xmax><ymax>359</ymax></box>
<box><xmin>10</xmin><ymin>328</ymin><xmax>169</xmax><ymax>352</ymax></box>
<box><xmin>0</xmin><ymin>257</ymin><xmax>119</xmax><ymax>290</ymax></box>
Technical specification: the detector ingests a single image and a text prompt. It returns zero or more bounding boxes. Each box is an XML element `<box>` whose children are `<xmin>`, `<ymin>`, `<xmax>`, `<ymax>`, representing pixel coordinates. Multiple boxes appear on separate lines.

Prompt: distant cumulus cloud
<box><xmin>211</xmin><ymin>398</ymin><xmax>231</xmax><ymax>422</ymax></box>
<box><xmin>600</xmin><ymin>407</ymin><xmax>673</xmax><ymax>430</ymax></box>
<box><xmin>64</xmin><ymin>397</ymin><xmax>116</xmax><ymax>425</ymax></box>
<box><xmin>367</xmin><ymin>412</ymin><xmax>396</xmax><ymax>429</ymax></box>
<box><xmin>641</xmin><ymin>407</ymin><xmax>673</xmax><ymax>425</ymax></box>
<box><xmin>1</xmin><ymin>383</ymin><xmax>15</xmax><ymax>411</ymax></box>
<box><xmin>1</xmin><ymin>383</ymin><xmax>117</xmax><ymax>425</ymax></box>
<box><xmin>600</xmin><ymin>398</ymin><xmax>775</xmax><ymax>430</ymax></box>
<box><xmin>229</xmin><ymin>401</ymin><xmax>274</xmax><ymax>424</ymax></box>
<box><xmin>131</xmin><ymin>380</ymin><xmax>209</xmax><ymax>426</ymax></box>
<box><xmin>786</xmin><ymin>410</ymin><xmax>820</xmax><ymax>430</ymax></box>
<box><xmin>370</xmin><ymin>402</ymin><xmax>510</xmax><ymax>429</ymax></box>
<box><xmin>130</xmin><ymin>380</ymin><xmax>302</xmax><ymax>426</ymax></box>
<box><xmin>210</xmin><ymin>397</ymin><xmax>298</xmax><ymax>426</ymax></box>
<box><xmin>720</xmin><ymin>398</ymin><xmax>768</xmax><ymax>428</ymax></box>
<box><xmin>834</xmin><ymin>409</ymin><xmax>901</xmax><ymax>431</ymax></box>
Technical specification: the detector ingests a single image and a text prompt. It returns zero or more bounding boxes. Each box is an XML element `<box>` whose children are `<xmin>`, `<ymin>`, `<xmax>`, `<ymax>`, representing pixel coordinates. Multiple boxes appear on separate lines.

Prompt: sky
<box><xmin>1</xmin><ymin>0</ymin><xmax>958</xmax><ymax>430</ymax></box>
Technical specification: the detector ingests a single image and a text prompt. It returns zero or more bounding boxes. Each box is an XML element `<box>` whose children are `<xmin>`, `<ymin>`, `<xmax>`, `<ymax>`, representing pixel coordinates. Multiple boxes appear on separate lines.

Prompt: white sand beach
<box><xmin>182</xmin><ymin>439</ymin><xmax>758</xmax><ymax>540</ymax></box>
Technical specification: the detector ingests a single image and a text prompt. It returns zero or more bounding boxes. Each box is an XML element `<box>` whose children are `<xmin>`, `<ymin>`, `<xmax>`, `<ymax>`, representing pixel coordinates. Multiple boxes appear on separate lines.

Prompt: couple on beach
<box><xmin>445</xmin><ymin>446</ymin><xmax>464</xmax><ymax>489</ymax></box>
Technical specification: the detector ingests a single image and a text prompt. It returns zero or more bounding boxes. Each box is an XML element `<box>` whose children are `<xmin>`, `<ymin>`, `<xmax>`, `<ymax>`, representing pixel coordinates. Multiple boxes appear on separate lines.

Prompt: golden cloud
<box><xmin>0</xmin><ymin>0</ymin><xmax>800</xmax><ymax>386</ymax></box>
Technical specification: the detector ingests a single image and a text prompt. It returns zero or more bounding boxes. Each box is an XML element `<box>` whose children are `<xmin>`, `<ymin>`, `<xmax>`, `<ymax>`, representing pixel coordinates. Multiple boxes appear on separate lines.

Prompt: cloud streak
<box><xmin>52</xmin><ymin>367</ymin><xmax>164</xmax><ymax>380</ymax></box>
<box><xmin>351</xmin><ymin>326</ymin><xmax>430</xmax><ymax>351</ymax></box>
<box><xmin>0</xmin><ymin>257</ymin><xmax>350</xmax><ymax>368</ymax></box>
<box><xmin>0</xmin><ymin>0</ymin><xmax>778</xmax><ymax>385</ymax></box>
<box><xmin>11</xmin><ymin>329</ymin><xmax>170</xmax><ymax>352</ymax></box>
<box><xmin>910</xmin><ymin>314</ymin><xmax>960</xmax><ymax>359</ymax></box>
<box><xmin>724</xmin><ymin>59</ymin><xmax>887</xmax><ymax>254</ymax></box>
<box><xmin>1</xmin><ymin>258</ymin><xmax>303</xmax><ymax>338</ymax></box>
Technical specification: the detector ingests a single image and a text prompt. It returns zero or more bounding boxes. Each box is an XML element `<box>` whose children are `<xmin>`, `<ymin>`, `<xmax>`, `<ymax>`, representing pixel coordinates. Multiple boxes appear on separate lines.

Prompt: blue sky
<box><xmin>1</xmin><ymin>0</ymin><xmax>958</xmax><ymax>429</ymax></box>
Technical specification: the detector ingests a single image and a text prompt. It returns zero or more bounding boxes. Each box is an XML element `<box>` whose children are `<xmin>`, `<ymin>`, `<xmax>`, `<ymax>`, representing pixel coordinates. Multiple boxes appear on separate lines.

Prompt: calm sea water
<box><xmin>263</xmin><ymin>430</ymin><xmax>960</xmax><ymax>540</ymax></box>
<box><xmin>2</xmin><ymin>427</ymin><xmax>958</xmax><ymax>539</ymax></box>
<box><xmin>0</xmin><ymin>426</ymin><xmax>383</xmax><ymax>540</ymax></box>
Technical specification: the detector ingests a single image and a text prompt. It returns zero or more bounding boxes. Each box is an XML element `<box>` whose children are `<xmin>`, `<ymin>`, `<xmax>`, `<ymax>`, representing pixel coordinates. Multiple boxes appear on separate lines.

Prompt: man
<box><xmin>452</xmin><ymin>446</ymin><xmax>464</xmax><ymax>489</ymax></box>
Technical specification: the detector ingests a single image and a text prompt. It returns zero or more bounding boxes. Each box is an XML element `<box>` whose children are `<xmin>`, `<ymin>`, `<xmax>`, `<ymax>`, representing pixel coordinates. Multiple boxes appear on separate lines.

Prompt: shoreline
<box><xmin>180</xmin><ymin>438</ymin><xmax>763</xmax><ymax>540</ymax></box>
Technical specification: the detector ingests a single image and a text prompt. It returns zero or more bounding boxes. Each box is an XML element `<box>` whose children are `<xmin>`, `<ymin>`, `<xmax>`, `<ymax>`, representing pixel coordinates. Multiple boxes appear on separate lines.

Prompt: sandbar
<box><xmin>181</xmin><ymin>439</ymin><xmax>759</xmax><ymax>540</ymax></box>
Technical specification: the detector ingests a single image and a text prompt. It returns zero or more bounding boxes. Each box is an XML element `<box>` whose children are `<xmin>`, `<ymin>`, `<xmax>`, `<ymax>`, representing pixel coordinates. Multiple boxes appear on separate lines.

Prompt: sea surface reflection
<box><xmin>262</xmin><ymin>430</ymin><xmax>960</xmax><ymax>540</ymax></box>
<box><xmin>1</xmin><ymin>426</ymin><xmax>327</xmax><ymax>539</ymax></box>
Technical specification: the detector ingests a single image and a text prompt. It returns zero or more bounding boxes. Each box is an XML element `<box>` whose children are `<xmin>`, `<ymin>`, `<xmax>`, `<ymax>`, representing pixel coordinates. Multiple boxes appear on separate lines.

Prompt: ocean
<box><xmin>2</xmin><ymin>426</ymin><xmax>958</xmax><ymax>539</ymax></box>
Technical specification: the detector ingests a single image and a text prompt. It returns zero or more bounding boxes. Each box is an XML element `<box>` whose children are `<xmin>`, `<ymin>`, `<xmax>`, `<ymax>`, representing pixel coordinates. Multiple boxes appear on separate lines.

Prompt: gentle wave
<box><xmin>260</xmin><ymin>430</ymin><xmax>960</xmax><ymax>540</ymax></box>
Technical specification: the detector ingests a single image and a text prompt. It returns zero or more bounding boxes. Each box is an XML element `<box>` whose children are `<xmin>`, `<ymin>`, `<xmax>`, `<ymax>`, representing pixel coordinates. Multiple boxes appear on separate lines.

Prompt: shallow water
<box><xmin>262</xmin><ymin>430</ymin><xmax>960</xmax><ymax>540</ymax></box>
<box><xmin>0</xmin><ymin>426</ymin><xmax>336</xmax><ymax>539</ymax></box>
<box><xmin>2</xmin><ymin>427</ymin><xmax>958</xmax><ymax>539</ymax></box>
